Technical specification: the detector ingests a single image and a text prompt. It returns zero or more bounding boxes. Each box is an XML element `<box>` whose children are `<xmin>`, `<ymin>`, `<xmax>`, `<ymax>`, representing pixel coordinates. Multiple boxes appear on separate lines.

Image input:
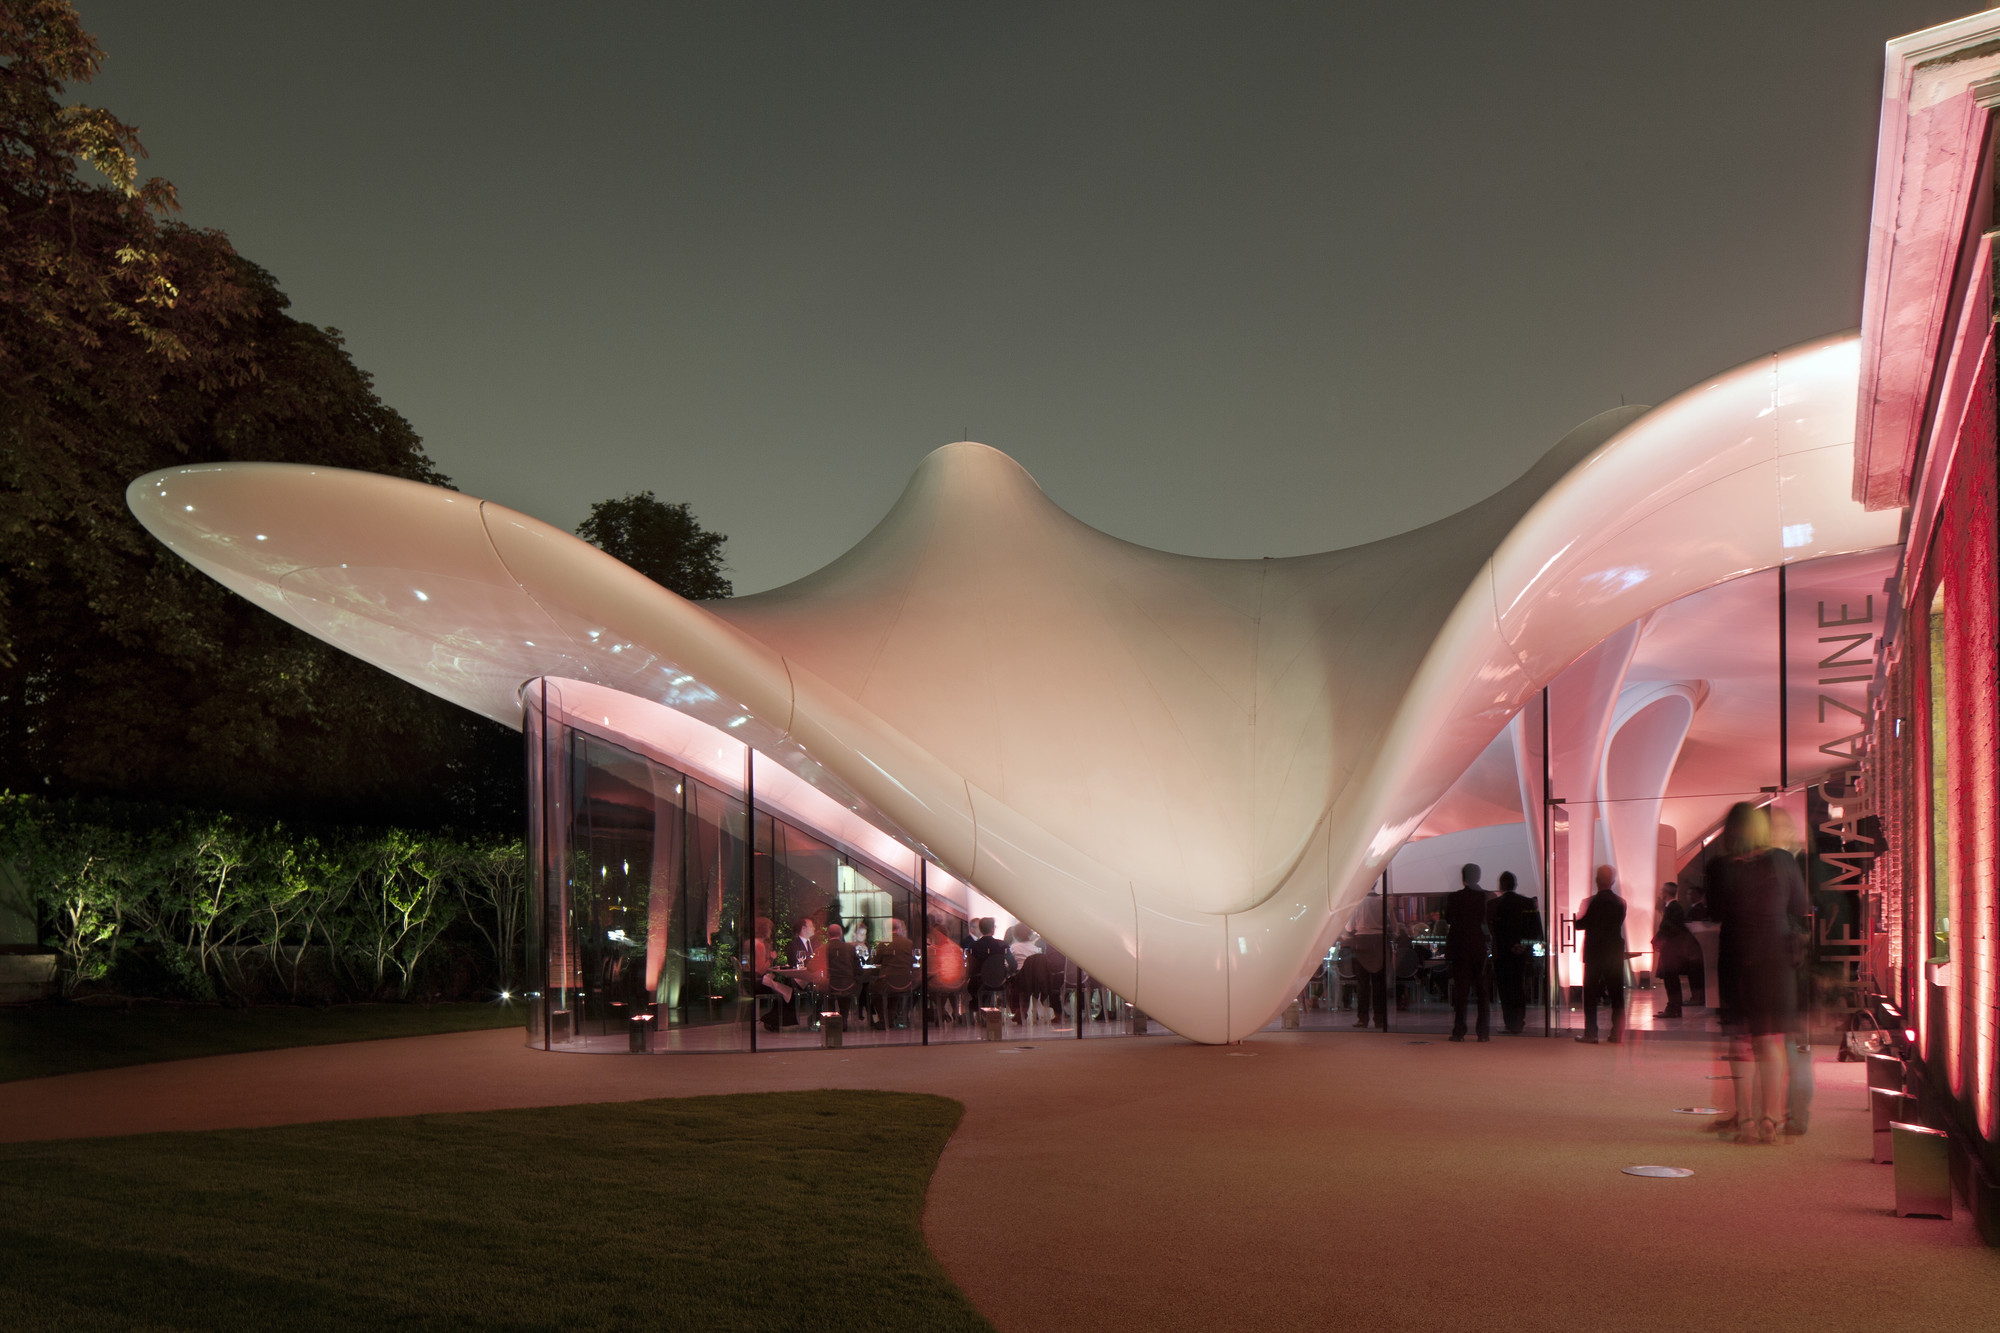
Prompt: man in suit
<box><xmin>1486</xmin><ymin>871</ymin><xmax>1541</xmax><ymax>1034</ymax></box>
<box><xmin>967</xmin><ymin>917</ymin><xmax>1011</xmax><ymax>1013</ymax></box>
<box><xmin>1575</xmin><ymin>864</ymin><xmax>1629</xmax><ymax>1044</ymax></box>
<box><xmin>1441</xmin><ymin>863</ymin><xmax>1492</xmax><ymax>1042</ymax></box>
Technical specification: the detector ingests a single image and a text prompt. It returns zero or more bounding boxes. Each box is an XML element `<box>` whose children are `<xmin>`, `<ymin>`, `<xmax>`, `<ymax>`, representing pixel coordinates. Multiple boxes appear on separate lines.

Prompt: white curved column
<box><xmin>1598</xmin><ymin>680</ymin><xmax>1701</xmax><ymax>969</ymax></box>
<box><xmin>1541</xmin><ymin>622</ymin><xmax>1642</xmax><ymax>984</ymax></box>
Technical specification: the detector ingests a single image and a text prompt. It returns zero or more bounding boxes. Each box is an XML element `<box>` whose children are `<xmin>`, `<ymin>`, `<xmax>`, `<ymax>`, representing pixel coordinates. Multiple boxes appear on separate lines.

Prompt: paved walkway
<box><xmin>3</xmin><ymin>1029</ymin><xmax>1994</xmax><ymax>1331</ymax></box>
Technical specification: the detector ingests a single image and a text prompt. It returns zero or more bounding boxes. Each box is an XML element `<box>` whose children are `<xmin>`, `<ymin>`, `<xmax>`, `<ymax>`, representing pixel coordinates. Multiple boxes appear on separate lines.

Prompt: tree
<box><xmin>0</xmin><ymin>1</ymin><xmax>519</xmax><ymax>830</ymax></box>
<box><xmin>576</xmin><ymin>491</ymin><xmax>733</xmax><ymax>600</ymax></box>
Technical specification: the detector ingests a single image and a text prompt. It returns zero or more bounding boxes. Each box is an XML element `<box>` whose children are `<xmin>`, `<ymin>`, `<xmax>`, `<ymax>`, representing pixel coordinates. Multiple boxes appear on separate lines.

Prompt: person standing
<box><xmin>1574</xmin><ymin>865</ymin><xmax>1629</xmax><ymax>1044</ymax></box>
<box><xmin>1708</xmin><ymin>803</ymin><xmax>1810</xmax><ymax>1143</ymax></box>
<box><xmin>1652</xmin><ymin>885</ymin><xmax>1703</xmax><ymax>1018</ymax></box>
<box><xmin>1442</xmin><ymin>863</ymin><xmax>1493</xmax><ymax>1042</ymax></box>
<box><xmin>1343</xmin><ymin>887</ymin><xmax>1389</xmax><ymax>1031</ymax></box>
<box><xmin>1486</xmin><ymin>871</ymin><xmax>1540</xmax><ymax>1034</ymax></box>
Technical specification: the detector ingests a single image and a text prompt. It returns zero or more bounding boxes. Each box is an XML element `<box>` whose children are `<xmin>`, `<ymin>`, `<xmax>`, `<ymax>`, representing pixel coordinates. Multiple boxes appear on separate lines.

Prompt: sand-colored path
<box><xmin>3</xmin><ymin>1030</ymin><xmax>1994</xmax><ymax>1331</ymax></box>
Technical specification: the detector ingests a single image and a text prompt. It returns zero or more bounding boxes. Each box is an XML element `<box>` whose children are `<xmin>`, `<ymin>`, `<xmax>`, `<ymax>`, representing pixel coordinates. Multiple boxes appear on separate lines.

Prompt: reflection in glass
<box><xmin>524</xmin><ymin>678</ymin><xmax>1132</xmax><ymax>1053</ymax></box>
<box><xmin>527</xmin><ymin>685</ymin><xmax>752</xmax><ymax>1051</ymax></box>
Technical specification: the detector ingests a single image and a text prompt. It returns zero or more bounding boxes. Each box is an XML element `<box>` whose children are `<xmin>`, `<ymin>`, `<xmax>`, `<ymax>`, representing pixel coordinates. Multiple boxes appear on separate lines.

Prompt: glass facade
<box><xmin>524</xmin><ymin>677</ymin><xmax>1143</xmax><ymax>1054</ymax></box>
<box><xmin>527</xmin><ymin>680</ymin><xmax>752</xmax><ymax>1051</ymax></box>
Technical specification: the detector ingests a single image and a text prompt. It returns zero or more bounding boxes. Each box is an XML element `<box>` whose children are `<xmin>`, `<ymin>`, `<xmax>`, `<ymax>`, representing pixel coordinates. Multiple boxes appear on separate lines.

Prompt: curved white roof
<box><xmin>128</xmin><ymin>332</ymin><xmax>1897</xmax><ymax>1041</ymax></box>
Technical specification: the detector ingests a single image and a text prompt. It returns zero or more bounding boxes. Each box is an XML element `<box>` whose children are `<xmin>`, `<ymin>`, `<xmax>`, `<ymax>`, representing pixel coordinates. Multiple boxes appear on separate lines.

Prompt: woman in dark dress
<box><xmin>1651</xmin><ymin>889</ymin><xmax>1703</xmax><ymax>1018</ymax></box>
<box><xmin>1708</xmin><ymin>803</ymin><xmax>1809</xmax><ymax>1143</ymax></box>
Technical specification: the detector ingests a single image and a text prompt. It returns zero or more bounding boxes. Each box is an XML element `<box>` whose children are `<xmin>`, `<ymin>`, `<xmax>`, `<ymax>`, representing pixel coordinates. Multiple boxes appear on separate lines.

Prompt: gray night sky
<box><xmin>81</xmin><ymin>1</ymin><xmax>1973</xmax><ymax>594</ymax></box>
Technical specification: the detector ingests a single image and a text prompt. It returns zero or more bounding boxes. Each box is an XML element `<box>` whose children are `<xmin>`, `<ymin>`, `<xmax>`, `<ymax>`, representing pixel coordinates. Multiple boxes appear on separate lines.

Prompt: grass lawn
<box><xmin>0</xmin><ymin>1001</ymin><xmax>524</xmax><ymax>1083</ymax></box>
<box><xmin>0</xmin><ymin>1090</ymin><xmax>992</xmax><ymax>1333</ymax></box>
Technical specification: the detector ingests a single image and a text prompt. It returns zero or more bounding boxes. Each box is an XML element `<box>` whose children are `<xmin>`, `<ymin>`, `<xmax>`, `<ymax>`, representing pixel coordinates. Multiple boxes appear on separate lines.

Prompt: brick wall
<box><xmin>1934</xmin><ymin>341</ymin><xmax>1999</xmax><ymax>1138</ymax></box>
<box><xmin>1871</xmin><ymin>331</ymin><xmax>2000</xmax><ymax>1159</ymax></box>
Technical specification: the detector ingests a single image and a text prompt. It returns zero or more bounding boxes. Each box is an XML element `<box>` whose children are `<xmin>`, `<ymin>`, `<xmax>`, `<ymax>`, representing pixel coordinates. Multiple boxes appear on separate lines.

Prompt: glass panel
<box><xmin>523</xmin><ymin>682</ymin><xmax>546</xmax><ymax>1047</ymax></box>
<box><xmin>529</xmin><ymin>705</ymin><xmax>753</xmax><ymax>1053</ymax></box>
<box><xmin>525</xmin><ymin>682</ymin><xmax>1161</xmax><ymax>1055</ymax></box>
<box><xmin>765</xmin><ymin>817</ymin><xmax>836</xmax><ymax>994</ymax></box>
<box><xmin>640</xmin><ymin>767</ymin><xmax>685</xmax><ymax>1015</ymax></box>
<box><xmin>922</xmin><ymin>899</ymin><xmax>972</xmax><ymax>1041</ymax></box>
<box><xmin>568</xmin><ymin>734</ymin><xmax>656</xmax><ymax>1044</ymax></box>
<box><xmin>543</xmin><ymin>719</ymin><xmax>578</xmax><ymax>1046</ymax></box>
<box><xmin>763</xmin><ymin>829</ymin><xmax>922</xmax><ymax>1049</ymax></box>
<box><xmin>678</xmin><ymin>775</ymin><xmax>750</xmax><ymax>1050</ymax></box>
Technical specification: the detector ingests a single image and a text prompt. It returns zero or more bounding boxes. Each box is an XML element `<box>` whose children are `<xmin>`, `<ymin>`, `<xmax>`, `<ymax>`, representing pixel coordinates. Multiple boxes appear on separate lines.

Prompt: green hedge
<box><xmin>0</xmin><ymin>793</ymin><xmax>524</xmax><ymax>1003</ymax></box>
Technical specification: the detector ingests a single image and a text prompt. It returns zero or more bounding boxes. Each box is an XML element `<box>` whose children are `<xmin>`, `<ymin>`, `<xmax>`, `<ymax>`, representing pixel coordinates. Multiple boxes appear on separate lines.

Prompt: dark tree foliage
<box><xmin>0</xmin><ymin>1</ymin><xmax>520</xmax><ymax>831</ymax></box>
<box><xmin>576</xmin><ymin>491</ymin><xmax>733</xmax><ymax>601</ymax></box>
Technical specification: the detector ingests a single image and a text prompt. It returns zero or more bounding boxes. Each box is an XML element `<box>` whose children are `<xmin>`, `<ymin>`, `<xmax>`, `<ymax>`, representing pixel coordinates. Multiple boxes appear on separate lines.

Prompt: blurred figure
<box><xmin>925</xmin><ymin>916</ymin><xmax>968</xmax><ymax>1025</ymax></box>
<box><xmin>869</xmin><ymin>918</ymin><xmax>918</xmax><ymax>1029</ymax></box>
<box><xmin>821</xmin><ymin>922</ymin><xmax>861</xmax><ymax>1023</ymax></box>
<box><xmin>1765</xmin><ymin>808</ymin><xmax>1816</xmax><ymax>1134</ymax></box>
<box><xmin>1342</xmin><ymin>887</ymin><xmax>1389</xmax><ymax>1031</ymax></box>
<box><xmin>1487</xmin><ymin>871</ymin><xmax>1540</xmax><ymax>1034</ymax></box>
<box><xmin>1397</xmin><ymin>929</ymin><xmax>1431</xmax><ymax>1007</ymax></box>
<box><xmin>1442</xmin><ymin>863</ymin><xmax>1492</xmax><ymax>1042</ymax></box>
<box><xmin>1006</xmin><ymin>924</ymin><xmax>1041</xmax><ymax>1023</ymax></box>
<box><xmin>968</xmin><ymin>918</ymin><xmax>1011</xmax><ymax>1014</ymax></box>
<box><xmin>1706</xmin><ymin>802</ymin><xmax>1810</xmax><ymax>1143</ymax></box>
<box><xmin>1768</xmin><ymin>807</ymin><xmax>1805</xmax><ymax>859</ymax></box>
<box><xmin>1574</xmin><ymin>866</ymin><xmax>1628</xmax><ymax>1044</ymax></box>
<box><xmin>1652</xmin><ymin>884</ymin><xmax>1704</xmax><ymax>1018</ymax></box>
<box><xmin>753</xmin><ymin>916</ymin><xmax>794</xmax><ymax>1033</ymax></box>
<box><xmin>1039</xmin><ymin>937</ymin><xmax>1071</xmax><ymax>1025</ymax></box>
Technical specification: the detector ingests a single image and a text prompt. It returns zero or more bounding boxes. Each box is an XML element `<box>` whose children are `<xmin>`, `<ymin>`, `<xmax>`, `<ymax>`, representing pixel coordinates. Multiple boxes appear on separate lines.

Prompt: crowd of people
<box><xmin>753</xmin><ymin>912</ymin><xmax>1087</xmax><ymax>1035</ymax></box>
<box><xmin>1328</xmin><ymin>801</ymin><xmax>1814</xmax><ymax>1145</ymax></box>
<box><xmin>1336</xmin><ymin>866</ymin><xmax>1545</xmax><ymax>1038</ymax></box>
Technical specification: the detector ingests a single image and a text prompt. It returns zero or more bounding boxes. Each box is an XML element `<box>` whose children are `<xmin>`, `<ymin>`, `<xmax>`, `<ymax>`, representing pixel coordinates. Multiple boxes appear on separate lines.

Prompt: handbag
<box><xmin>1840</xmin><ymin>1010</ymin><xmax>1888</xmax><ymax>1062</ymax></box>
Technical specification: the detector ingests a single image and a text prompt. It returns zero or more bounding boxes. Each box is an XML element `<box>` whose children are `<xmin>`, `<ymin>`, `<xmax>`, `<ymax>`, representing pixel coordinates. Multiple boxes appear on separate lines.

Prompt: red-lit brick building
<box><xmin>1854</xmin><ymin>10</ymin><xmax>2000</xmax><ymax>1241</ymax></box>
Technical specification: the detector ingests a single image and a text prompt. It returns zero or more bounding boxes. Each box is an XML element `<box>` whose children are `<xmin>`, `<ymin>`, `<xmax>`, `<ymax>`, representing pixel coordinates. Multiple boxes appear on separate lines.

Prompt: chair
<box><xmin>974</xmin><ymin>952</ymin><xmax>1011</xmax><ymax>1015</ymax></box>
<box><xmin>1394</xmin><ymin>948</ymin><xmax>1421</xmax><ymax>1010</ymax></box>
<box><xmin>874</xmin><ymin>964</ymin><xmax>918</xmax><ymax>1030</ymax></box>
<box><xmin>823</xmin><ymin>943</ymin><xmax>861</xmax><ymax>1022</ymax></box>
<box><xmin>786</xmin><ymin>975</ymin><xmax>821</xmax><ymax>1029</ymax></box>
<box><xmin>928</xmin><ymin>978</ymin><xmax>968</xmax><ymax>1027</ymax></box>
